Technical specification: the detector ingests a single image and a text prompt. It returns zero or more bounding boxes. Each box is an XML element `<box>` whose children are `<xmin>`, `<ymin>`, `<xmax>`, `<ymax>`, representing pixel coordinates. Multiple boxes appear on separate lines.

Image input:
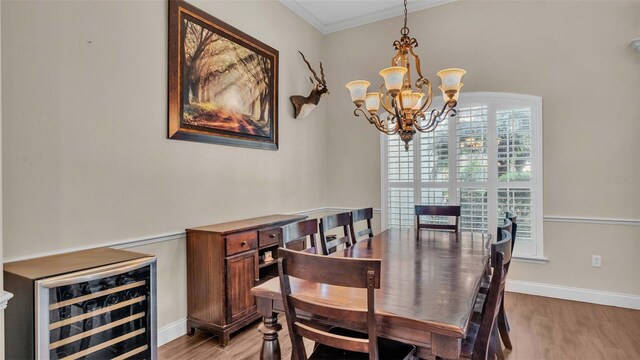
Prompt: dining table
<box><xmin>250</xmin><ymin>228</ymin><xmax>491</xmax><ymax>360</ymax></box>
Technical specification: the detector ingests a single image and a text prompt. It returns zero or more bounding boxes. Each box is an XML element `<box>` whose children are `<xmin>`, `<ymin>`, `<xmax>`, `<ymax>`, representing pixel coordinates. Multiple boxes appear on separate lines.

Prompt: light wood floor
<box><xmin>158</xmin><ymin>293</ymin><xmax>640</xmax><ymax>360</ymax></box>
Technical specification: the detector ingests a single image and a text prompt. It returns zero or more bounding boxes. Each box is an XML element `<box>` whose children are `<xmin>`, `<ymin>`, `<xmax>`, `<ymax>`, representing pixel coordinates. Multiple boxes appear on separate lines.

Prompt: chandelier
<box><xmin>345</xmin><ymin>0</ymin><xmax>465</xmax><ymax>151</ymax></box>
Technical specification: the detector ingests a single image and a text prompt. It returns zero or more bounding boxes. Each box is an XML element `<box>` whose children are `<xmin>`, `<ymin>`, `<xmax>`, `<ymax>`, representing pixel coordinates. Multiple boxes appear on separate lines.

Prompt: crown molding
<box><xmin>631</xmin><ymin>38</ymin><xmax>640</xmax><ymax>55</ymax></box>
<box><xmin>279</xmin><ymin>0</ymin><xmax>455</xmax><ymax>34</ymax></box>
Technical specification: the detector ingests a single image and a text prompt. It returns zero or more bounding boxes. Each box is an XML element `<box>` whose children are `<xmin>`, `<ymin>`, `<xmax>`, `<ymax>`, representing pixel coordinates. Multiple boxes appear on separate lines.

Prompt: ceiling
<box><xmin>279</xmin><ymin>0</ymin><xmax>455</xmax><ymax>34</ymax></box>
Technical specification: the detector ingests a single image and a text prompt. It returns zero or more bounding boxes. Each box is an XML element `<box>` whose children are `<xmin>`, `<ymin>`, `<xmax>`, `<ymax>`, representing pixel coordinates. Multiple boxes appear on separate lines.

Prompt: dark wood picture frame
<box><xmin>168</xmin><ymin>0</ymin><xmax>279</xmax><ymax>150</ymax></box>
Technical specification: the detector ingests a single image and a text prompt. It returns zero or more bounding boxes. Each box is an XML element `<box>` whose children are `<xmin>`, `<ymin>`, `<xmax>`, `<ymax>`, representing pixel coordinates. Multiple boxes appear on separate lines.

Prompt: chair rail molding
<box><xmin>543</xmin><ymin>215</ymin><xmax>640</xmax><ymax>226</ymax></box>
<box><xmin>631</xmin><ymin>38</ymin><xmax>640</xmax><ymax>54</ymax></box>
<box><xmin>0</xmin><ymin>291</ymin><xmax>13</xmax><ymax>311</ymax></box>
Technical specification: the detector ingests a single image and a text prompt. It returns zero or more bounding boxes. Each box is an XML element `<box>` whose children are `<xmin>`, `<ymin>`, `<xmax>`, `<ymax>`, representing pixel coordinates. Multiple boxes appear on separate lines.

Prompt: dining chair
<box><xmin>477</xmin><ymin>227</ymin><xmax>513</xmax><ymax>359</ymax></box>
<box><xmin>319</xmin><ymin>212</ymin><xmax>352</xmax><ymax>255</ymax></box>
<box><xmin>277</xmin><ymin>248</ymin><xmax>416</xmax><ymax>360</ymax></box>
<box><xmin>428</xmin><ymin>233</ymin><xmax>511</xmax><ymax>360</ymax></box>
<box><xmin>505</xmin><ymin>211</ymin><xmax>518</xmax><ymax>255</ymax></box>
<box><xmin>281</xmin><ymin>219</ymin><xmax>318</xmax><ymax>254</ymax></box>
<box><xmin>349</xmin><ymin>208</ymin><xmax>374</xmax><ymax>246</ymax></box>
<box><xmin>470</xmin><ymin>236</ymin><xmax>512</xmax><ymax>360</ymax></box>
<box><xmin>415</xmin><ymin>205</ymin><xmax>461</xmax><ymax>232</ymax></box>
<box><xmin>497</xmin><ymin>213</ymin><xmax>517</xmax><ymax>349</ymax></box>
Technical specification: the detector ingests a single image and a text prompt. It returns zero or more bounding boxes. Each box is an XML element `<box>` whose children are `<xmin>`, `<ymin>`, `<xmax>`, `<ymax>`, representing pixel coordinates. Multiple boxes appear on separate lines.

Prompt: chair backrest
<box><xmin>277</xmin><ymin>248</ymin><xmax>382</xmax><ymax>360</ymax></box>
<box><xmin>319</xmin><ymin>212</ymin><xmax>352</xmax><ymax>255</ymax></box>
<box><xmin>349</xmin><ymin>208</ymin><xmax>374</xmax><ymax>245</ymax></box>
<box><xmin>473</xmin><ymin>237</ymin><xmax>511</xmax><ymax>360</ymax></box>
<box><xmin>415</xmin><ymin>205</ymin><xmax>461</xmax><ymax>232</ymax></box>
<box><xmin>282</xmin><ymin>219</ymin><xmax>318</xmax><ymax>253</ymax></box>
<box><xmin>491</xmin><ymin>230</ymin><xmax>512</xmax><ymax>271</ymax></box>
<box><xmin>505</xmin><ymin>211</ymin><xmax>518</xmax><ymax>255</ymax></box>
<box><xmin>496</xmin><ymin>218</ymin><xmax>512</xmax><ymax>241</ymax></box>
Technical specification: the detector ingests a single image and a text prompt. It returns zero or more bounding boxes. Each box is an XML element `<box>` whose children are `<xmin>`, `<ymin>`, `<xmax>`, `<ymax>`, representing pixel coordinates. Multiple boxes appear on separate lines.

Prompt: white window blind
<box><xmin>459</xmin><ymin>187</ymin><xmax>489</xmax><ymax>232</ymax></box>
<box><xmin>456</xmin><ymin>105</ymin><xmax>488</xmax><ymax>183</ymax></box>
<box><xmin>381</xmin><ymin>93</ymin><xmax>544</xmax><ymax>259</ymax></box>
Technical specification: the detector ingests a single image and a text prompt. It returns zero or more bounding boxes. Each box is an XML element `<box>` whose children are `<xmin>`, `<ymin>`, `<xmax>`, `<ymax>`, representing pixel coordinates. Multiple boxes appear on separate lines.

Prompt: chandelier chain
<box><xmin>401</xmin><ymin>0</ymin><xmax>409</xmax><ymax>36</ymax></box>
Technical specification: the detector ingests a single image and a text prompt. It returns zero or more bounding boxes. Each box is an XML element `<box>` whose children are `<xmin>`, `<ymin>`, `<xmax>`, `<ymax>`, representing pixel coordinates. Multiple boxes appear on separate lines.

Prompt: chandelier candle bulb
<box><xmin>437</xmin><ymin>68</ymin><xmax>466</xmax><ymax>91</ymax></box>
<box><xmin>346</xmin><ymin>80</ymin><xmax>370</xmax><ymax>106</ymax></box>
<box><xmin>379</xmin><ymin>66</ymin><xmax>408</xmax><ymax>93</ymax></box>
<box><xmin>412</xmin><ymin>92</ymin><xmax>425</xmax><ymax>111</ymax></box>
<box><xmin>400</xmin><ymin>90</ymin><xmax>415</xmax><ymax>109</ymax></box>
<box><xmin>410</xmin><ymin>92</ymin><xmax>424</xmax><ymax>110</ymax></box>
<box><xmin>365</xmin><ymin>92</ymin><xmax>380</xmax><ymax>113</ymax></box>
<box><xmin>440</xmin><ymin>84</ymin><xmax>462</xmax><ymax>102</ymax></box>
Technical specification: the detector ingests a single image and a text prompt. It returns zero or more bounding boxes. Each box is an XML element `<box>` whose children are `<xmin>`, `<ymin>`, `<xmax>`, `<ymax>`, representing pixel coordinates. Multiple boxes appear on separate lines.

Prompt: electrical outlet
<box><xmin>592</xmin><ymin>255</ymin><xmax>602</xmax><ymax>268</ymax></box>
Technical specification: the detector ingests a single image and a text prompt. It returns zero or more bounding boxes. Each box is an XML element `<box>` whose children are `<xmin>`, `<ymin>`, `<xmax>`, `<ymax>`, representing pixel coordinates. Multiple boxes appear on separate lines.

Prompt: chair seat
<box><xmin>309</xmin><ymin>327</ymin><xmax>416</xmax><ymax>360</ymax></box>
<box><xmin>460</xmin><ymin>322</ymin><xmax>480</xmax><ymax>358</ymax></box>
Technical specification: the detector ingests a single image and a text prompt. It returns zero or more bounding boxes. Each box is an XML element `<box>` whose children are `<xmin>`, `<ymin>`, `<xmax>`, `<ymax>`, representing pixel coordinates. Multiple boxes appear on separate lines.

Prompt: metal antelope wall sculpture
<box><xmin>290</xmin><ymin>51</ymin><xmax>329</xmax><ymax>119</ymax></box>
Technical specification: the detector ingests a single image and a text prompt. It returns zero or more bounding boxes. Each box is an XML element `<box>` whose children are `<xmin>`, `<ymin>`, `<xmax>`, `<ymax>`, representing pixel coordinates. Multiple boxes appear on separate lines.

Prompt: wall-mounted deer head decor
<box><xmin>290</xmin><ymin>51</ymin><xmax>328</xmax><ymax>119</ymax></box>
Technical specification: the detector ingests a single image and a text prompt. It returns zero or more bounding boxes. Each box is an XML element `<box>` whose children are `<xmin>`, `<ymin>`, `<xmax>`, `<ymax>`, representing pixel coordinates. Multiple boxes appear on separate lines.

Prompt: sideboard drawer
<box><xmin>258</xmin><ymin>228</ymin><xmax>281</xmax><ymax>248</ymax></box>
<box><xmin>226</xmin><ymin>232</ymin><xmax>257</xmax><ymax>256</ymax></box>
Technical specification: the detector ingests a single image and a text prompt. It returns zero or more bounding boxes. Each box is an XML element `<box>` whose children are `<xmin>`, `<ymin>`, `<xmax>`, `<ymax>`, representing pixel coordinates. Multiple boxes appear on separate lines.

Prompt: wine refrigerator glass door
<box><xmin>35</xmin><ymin>257</ymin><xmax>157</xmax><ymax>360</ymax></box>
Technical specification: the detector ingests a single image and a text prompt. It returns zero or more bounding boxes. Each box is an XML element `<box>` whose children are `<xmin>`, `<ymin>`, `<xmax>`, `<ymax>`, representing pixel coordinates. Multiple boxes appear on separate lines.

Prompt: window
<box><xmin>381</xmin><ymin>93</ymin><xmax>543</xmax><ymax>259</ymax></box>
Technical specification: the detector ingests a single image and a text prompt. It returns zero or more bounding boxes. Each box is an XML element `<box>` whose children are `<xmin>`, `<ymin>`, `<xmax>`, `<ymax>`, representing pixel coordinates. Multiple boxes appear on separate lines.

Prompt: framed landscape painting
<box><xmin>168</xmin><ymin>0</ymin><xmax>279</xmax><ymax>150</ymax></box>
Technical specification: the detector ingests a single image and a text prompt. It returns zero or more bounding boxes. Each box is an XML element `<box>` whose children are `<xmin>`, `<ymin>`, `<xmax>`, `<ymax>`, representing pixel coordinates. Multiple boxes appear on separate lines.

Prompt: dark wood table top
<box><xmin>186</xmin><ymin>214</ymin><xmax>307</xmax><ymax>234</ymax></box>
<box><xmin>251</xmin><ymin>228</ymin><xmax>490</xmax><ymax>340</ymax></box>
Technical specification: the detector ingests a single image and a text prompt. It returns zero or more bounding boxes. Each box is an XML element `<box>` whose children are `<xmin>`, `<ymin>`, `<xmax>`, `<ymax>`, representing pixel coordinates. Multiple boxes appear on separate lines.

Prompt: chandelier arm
<box><xmin>416</xmin><ymin>111</ymin><xmax>441</xmax><ymax>132</ymax></box>
<box><xmin>416</xmin><ymin>80</ymin><xmax>434</xmax><ymax>115</ymax></box>
<box><xmin>353</xmin><ymin>108</ymin><xmax>399</xmax><ymax>135</ymax></box>
<box><xmin>408</xmin><ymin>46</ymin><xmax>426</xmax><ymax>80</ymax></box>
<box><xmin>374</xmin><ymin>117</ymin><xmax>399</xmax><ymax>135</ymax></box>
<box><xmin>379</xmin><ymin>88</ymin><xmax>394</xmax><ymax>115</ymax></box>
<box><xmin>414</xmin><ymin>112</ymin><xmax>436</xmax><ymax>132</ymax></box>
<box><xmin>419</xmin><ymin>102</ymin><xmax>458</xmax><ymax>132</ymax></box>
<box><xmin>391</xmin><ymin>48</ymin><xmax>403</xmax><ymax>67</ymax></box>
<box><xmin>353</xmin><ymin>108</ymin><xmax>376</xmax><ymax>125</ymax></box>
<box><xmin>441</xmin><ymin>107</ymin><xmax>458</xmax><ymax>120</ymax></box>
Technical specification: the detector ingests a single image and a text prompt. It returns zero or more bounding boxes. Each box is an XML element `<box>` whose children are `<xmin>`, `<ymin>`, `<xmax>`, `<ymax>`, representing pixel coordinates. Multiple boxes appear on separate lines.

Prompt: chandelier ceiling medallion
<box><xmin>346</xmin><ymin>0</ymin><xmax>465</xmax><ymax>150</ymax></box>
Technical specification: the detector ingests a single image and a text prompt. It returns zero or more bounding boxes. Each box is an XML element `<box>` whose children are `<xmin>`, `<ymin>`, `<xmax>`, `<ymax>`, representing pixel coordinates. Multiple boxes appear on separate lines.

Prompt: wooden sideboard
<box><xmin>186</xmin><ymin>214</ymin><xmax>306</xmax><ymax>346</ymax></box>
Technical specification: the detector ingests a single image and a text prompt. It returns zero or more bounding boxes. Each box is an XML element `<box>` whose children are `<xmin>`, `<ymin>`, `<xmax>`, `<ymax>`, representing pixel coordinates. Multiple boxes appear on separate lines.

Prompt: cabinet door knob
<box><xmin>241</xmin><ymin>241</ymin><xmax>247</xmax><ymax>246</ymax></box>
<box><xmin>269</xmin><ymin>234</ymin><xmax>276</xmax><ymax>238</ymax></box>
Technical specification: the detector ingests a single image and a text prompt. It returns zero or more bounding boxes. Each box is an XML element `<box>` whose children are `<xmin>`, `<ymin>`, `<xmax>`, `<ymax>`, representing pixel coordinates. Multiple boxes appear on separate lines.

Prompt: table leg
<box><xmin>257</xmin><ymin>297</ymin><xmax>282</xmax><ymax>360</ymax></box>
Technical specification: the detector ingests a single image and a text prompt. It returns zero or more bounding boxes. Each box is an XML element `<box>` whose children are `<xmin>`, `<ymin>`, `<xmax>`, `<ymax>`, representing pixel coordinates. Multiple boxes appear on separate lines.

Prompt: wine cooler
<box><xmin>4</xmin><ymin>248</ymin><xmax>157</xmax><ymax>360</ymax></box>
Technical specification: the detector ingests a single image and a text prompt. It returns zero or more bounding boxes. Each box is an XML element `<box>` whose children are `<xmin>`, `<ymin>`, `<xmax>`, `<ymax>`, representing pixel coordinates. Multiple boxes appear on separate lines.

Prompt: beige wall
<box><xmin>2</xmin><ymin>0</ymin><xmax>326</xmax><ymax>260</ymax></box>
<box><xmin>1</xmin><ymin>0</ymin><xmax>326</xmax><ymax>335</ymax></box>
<box><xmin>323</xmin><ymin>0</ymin><xmax>640</xmax><ymax>295</ymax></box>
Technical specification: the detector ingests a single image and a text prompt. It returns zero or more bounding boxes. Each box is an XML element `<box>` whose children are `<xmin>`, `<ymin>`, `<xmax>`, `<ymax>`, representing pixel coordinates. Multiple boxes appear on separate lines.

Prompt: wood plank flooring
<box><xmin>158</xmin><ymin>293</ymin><xmax>640</xmax><ymax>360</ymax></box>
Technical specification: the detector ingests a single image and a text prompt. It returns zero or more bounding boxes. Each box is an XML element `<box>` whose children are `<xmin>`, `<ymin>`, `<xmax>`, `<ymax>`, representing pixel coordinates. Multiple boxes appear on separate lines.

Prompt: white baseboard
<box><xmin>158</xmin><ymin>318</ymin><xmax>188</xmax><ymax>347</ymax></box>
<box><xmin>507</xmin><ymin>280</ymin><xmax>640</xmax><ymax>310</ymax></box>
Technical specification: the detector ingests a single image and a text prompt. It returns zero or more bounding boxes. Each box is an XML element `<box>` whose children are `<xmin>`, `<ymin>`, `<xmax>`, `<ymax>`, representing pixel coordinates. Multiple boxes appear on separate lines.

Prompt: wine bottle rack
<box><xmin>4</xmin><ymin>248</ymin><xmax>157</xmax><ymax>360</ymax></box>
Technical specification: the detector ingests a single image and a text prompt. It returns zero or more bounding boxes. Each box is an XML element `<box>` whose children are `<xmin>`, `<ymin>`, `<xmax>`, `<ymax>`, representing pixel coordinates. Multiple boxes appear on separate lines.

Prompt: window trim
<box><xmin>381</xmin><ymin>92</ymin><xmax>544</xmax><ymax>260</ymax></box>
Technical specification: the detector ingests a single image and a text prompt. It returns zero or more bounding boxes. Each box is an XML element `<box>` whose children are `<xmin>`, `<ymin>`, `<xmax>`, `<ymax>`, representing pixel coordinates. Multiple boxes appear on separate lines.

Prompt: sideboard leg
<box><xmin>258</xmin><ymin>313</ymin><xmax>282</xmax><ymax>360</ymax></box>
<box><xmin>186</xmin><ymin>320</ymin><xmax>196</xmax><ymax>336</ymax></box>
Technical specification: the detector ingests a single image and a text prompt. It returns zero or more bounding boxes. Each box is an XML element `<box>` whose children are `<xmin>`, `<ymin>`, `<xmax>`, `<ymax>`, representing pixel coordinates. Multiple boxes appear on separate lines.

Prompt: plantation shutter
<box><xmin>382</xmin><ymin>93</ymin><xmax>543</xmax><ymax>259</ymax></box>
<box><xmin>495</xmin><ymin>100</ymin><xmax>537</xmax><ymax>255</ymax></box>
<box><xmin>387</xmin><ymin>134</ymin><xmax>414</xmax><ymax>228</ymax></box>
